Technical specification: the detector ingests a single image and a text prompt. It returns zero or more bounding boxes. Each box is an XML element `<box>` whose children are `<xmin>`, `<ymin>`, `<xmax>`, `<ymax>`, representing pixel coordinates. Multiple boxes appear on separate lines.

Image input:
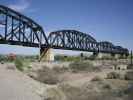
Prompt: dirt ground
<box><xmin>0</xmin><ymin>63</ymin><xmax>43</xmax><ymax>100</ymax></box>
<box><xmin>0</xmin><ymin>60</ymin><xmax>133</xmax><ymax>100</ymax></box>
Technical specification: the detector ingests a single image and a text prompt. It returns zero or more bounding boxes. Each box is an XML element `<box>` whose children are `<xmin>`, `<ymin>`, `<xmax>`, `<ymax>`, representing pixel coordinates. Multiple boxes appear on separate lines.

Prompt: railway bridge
<box><xmin>0</xmin><ymin>5</ymin><xmax>129</xmax><ymax>61</ymax></box>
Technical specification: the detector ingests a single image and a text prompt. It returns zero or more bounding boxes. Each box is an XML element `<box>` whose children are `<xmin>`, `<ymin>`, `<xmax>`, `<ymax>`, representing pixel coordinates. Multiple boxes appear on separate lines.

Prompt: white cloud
<box><xmin>8</xmin><ymin>0</ymin><xmax>30</xmax><ymax>12</ymax></box>
<box><xmin>0</xmin><ymin>24</ymin><xmax>5</xmax><ymax>28</ymax></box>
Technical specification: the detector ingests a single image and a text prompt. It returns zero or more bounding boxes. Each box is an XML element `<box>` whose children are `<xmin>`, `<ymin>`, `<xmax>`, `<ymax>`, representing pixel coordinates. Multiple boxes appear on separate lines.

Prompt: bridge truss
<box><xmin>48</xmin><ymin>30</ymin><xmax>129</xmax><ymax>55</ymax></box>
<box><xmin>0</xmin><ymin>5</ymin><xmax>48</xmax><ymax>48</ymax></box>
<box><xmin>0</xmin><ymin>5</ymin><xmax>129</xmax><ymax>56</ymax></box>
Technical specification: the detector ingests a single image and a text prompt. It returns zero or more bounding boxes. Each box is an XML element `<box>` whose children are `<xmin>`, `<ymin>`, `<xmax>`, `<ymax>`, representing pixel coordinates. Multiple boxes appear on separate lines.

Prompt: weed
<box><xmin>15</xmin><ymin>58</ymin><xmax>24</xmax><ymax>71</ymax></box>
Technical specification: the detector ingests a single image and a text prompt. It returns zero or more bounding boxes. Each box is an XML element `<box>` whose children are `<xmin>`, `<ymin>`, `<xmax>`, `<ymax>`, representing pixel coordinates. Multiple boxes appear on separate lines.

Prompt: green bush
<box><xmin>106</xmin><ymin>72</ymin><xmax>120</xmax><ymax>79</ymax></box>
<box><xmin>15</xmin><ymin>58</ymin><xmax>24</xmax><ymax>71</ymax></box>
<box><xmin>69</xmin><ymin>61</ymin><xmax>100</xmax><ymax>72</ymax></box>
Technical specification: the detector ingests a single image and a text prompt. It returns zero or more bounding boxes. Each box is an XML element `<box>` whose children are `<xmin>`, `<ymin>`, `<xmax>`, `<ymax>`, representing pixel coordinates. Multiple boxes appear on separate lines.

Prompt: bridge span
<box><xmin>0</xmin><ymin>5</ymin><xmax>129</xmax><ymax>61</ymax></box>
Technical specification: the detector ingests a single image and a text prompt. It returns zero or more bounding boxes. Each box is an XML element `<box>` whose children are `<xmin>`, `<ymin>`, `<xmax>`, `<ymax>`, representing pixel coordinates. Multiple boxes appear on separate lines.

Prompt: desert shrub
<box><xmin>87</xmin><ymin>54</ymin><xmax>97</xmax><ymax>60</ymax></box>
<box><xmin>57</xmin><ymin>80</ymin><xmax>133</xmax><ymax>100</ymax></box>
<box><xmin>125</xmin><ymin>71</ymin><xmax>133</xmax><ymax>80</ymax></box>
<box><xmin>102</xmin><ymin>83</ymin><xmax>112</xmax><ymax>90</ymax></box>
<box><xmin>59</xmin><ymin>83</ymin><xmax>86</xmax><ymax>100</ymax></box>
<box><xmin>54</xmin><ymin>55</ymin><xmax>80</xmax><ymax>61</ymax></box>
<box><xmin>69</xmin><ymin>61</ymin><xmax>100</xmax><ymax>72</ymax></box>
<box><xmin>58</xmin><ymin>82</ymin><xmax>115</xmax><ymax>100</ymax></box>
<box><xmin>53</xmin><ymin>66</ymin><xmax>69</xmax><ymax>73</ymax></box>
<box><xmin>15</xmin><ymin>58</ymin><xmax>24</xmax><ymax>71</ymax></box>
<box><xmin>45</xmin><ymin>87</ymin><xmax>66</xmax><ymax>100</ymax></box>
<box><xmin>97</xmin><ymin>56</ymin><xmax>112</xmax><ymax>60</ymax></box>
<box><xmin>124</xmin><ymin>85</ymin><xmax>133</xmax><ymax>94</ymax></box>
<box><xmin>127</xmin><ymin>64</ymin><xmax>133</xmax><ymax>69</ymax></box>
<box><xmin>0</xmin><ymin>55</ymin><xmax>12</xmax><ymax>62</ymax></box>
<box><xmin>35</xmin><ymin>66</ymin><xmax>59</xmax><ymax>84</ymax></box>
<box><xmin>0</xmin><ymin>55</ymin><xmax>6</xmax><ymax>62</ymax></box>
<box><xmin>106</xmin><ymin>72</ymin><xmax>120</xmax><ymax>79</ymax></box>
<box><xmin>91</xmin><ymin>76</ymin><xmax>103</xmax><ymax>82</ymax></box>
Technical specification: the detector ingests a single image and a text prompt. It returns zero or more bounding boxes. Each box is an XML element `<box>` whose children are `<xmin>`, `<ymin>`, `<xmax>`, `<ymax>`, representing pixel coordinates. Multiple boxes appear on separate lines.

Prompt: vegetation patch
<box><xmin>69</xmin><ymin>61</ymin><xmax>100</xmax><ymax>72</ymax></box>
<box><xmin>125</xmin><ymin>71</ymin><xmax>133</xmax><ymax>80</ymax></box>
<box><xmin>15</xmin><ymin>58</ymin><xmax>24</xmax><ymax>71</ymax></box>
<box><xmin>106</xmin><ymin>72</ymin><xmax>120</xmax><ymax>79</ymax></box>
<box><xmin>14</xmin><ymin>58</ymin><xmax>31</xmax><ymax>71</ymax></box>
<box><xmin>54</xmin><ymin>55</ymin><xmax>80</xmax><ymax>62</ymax></box>
<box><xmin>57</xmin><ymin>81</ymin><xmax>130</xmax><ymax>100</ymax></box>
<box><xmin>59</xmin><ymin>83</ymin><xmax>85</xmax><ymax>100</ymax></box>
<box><xmin>102</xmin><ymin>83</ymin><xmax>112</xmax><ymax>90</ymax></box>
<box><xmin>52</xmin><ymin>66</ymin><xmax>69</xmax><ymax>73</ymax></box>
<box><xmin>91</xmin><ymin>76</ymin><xmax>103</xmax><ymax>82</ymax></box>
<box><xmin>45</xmin><ymin>87</ymin><xmax>66</xmax><ymax>100</ymax></box>
<box><xmin>35</xmin><ymin>66</ymin><xmax>59</xmax><ymax>84</ymax></box>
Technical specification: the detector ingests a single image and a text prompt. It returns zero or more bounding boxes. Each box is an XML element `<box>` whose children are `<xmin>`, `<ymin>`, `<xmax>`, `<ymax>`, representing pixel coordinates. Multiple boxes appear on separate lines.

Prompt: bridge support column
<box><xmin>39</xmin><ymin>48</ymin><xmax>54</xmax><ymax>62</ymax></box>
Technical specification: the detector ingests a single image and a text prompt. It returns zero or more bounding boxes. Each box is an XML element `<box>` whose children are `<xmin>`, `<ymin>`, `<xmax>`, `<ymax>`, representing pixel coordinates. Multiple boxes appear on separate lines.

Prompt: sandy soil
<box><xmin>0</xmin><ymin>60</ymin><xmax>131</xmax><ymax>100</ymax></box>
<box><xmin>0</xmin><ymin>63</ymin><xmax>43</xmax><ymax>100</ymax></box>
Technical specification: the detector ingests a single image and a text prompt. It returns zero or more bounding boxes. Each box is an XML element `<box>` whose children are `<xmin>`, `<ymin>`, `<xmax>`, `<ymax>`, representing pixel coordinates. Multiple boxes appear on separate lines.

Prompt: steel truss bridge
<box><xmin>0</xmin><ymin>5</ymin><xmax>129</xmax><ymax>57</ymax></box>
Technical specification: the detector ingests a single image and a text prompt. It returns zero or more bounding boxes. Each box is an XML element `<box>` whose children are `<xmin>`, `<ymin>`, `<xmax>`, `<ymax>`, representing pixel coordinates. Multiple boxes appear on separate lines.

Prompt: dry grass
<box><xmin>35</xmin><ymin>66</ymin><xmax>59</xmax><ymax>84</ymax></box>
<box><xmin>45</xmin><ymin>87</ymin><xmax>66</xmax><ymax>100</ymax></box>
<box><xmin>52</xmin><ymin>66</ymin><xmax>69</xmax><ymax>73</ymax></box>
<box><xmin>125</xmin><ymin>71</ymin><xmax>133</xmax><ymax>80</ymax></box>
<box><xmin>57</xmin><ymin>80</ymin><xmax>129</xmax><ymax>100</ymax></box>
<box><xmin>91</xmin><ymin>76</ymin><xmax>103</xmax><ymax>82</ymax></box>
<box><xmin>106</xmin><ymin>72</ymin><xmax>120</xmax><ymax>79</ymax></box>
<box><xmin>59</xmin><ymin>83</ymin><xmax>87</xmax><ymax>100</ymax></box>
<box><xmin>15</xmin><ymin>58</ymin><xmax>24</xmax><ymax>71</ymax></box>
<box><xmin>69</xmin><ymin>61</ymin><xmax>101</xmax><ymax>73</ymax></box>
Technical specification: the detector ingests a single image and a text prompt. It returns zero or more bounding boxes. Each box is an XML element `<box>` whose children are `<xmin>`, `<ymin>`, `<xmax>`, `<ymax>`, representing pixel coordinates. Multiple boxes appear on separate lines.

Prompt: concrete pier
<box><xmin>40</xmin><ymin>48</ymin><xmax>54</xmax><ymax>62</ymax></box>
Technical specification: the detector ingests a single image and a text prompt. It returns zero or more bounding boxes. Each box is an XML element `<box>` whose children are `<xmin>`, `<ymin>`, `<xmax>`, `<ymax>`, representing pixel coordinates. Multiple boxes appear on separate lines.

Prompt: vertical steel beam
<box><xmin>19</xmin><ymin>16</ymin><xmax>21</xmax><ymax>41</ymax></box>
<box><xmin>5</xmin><ymin>13</ymin><xmax>7</xmax><ymax>40</ymax></box>
<box><xmin>11</xmin><ymin>16</ymin><xmax>13</xmax><ymax>40</ymax></box>
<box><xmin>30</xmin><ymin>28</ymin><xmax>32</xmax><ymax>43</ymax></box>
<box><xmin>22</xmin><ymin>23</ymin><xmax>25</xmax><ymax>42</ymax></box>
<box><xmin>62</xmin><ymin>32</ymin><xmax>65</xmax><ymax>47</ymax></box>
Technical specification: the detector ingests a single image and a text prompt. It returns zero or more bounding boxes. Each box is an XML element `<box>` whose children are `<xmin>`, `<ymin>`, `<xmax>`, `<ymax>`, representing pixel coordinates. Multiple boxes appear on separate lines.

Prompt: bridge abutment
<box><xmin>40</xmin><ymin>48</ymin><xmax>54</xmax><ymax>62</ymax></box>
